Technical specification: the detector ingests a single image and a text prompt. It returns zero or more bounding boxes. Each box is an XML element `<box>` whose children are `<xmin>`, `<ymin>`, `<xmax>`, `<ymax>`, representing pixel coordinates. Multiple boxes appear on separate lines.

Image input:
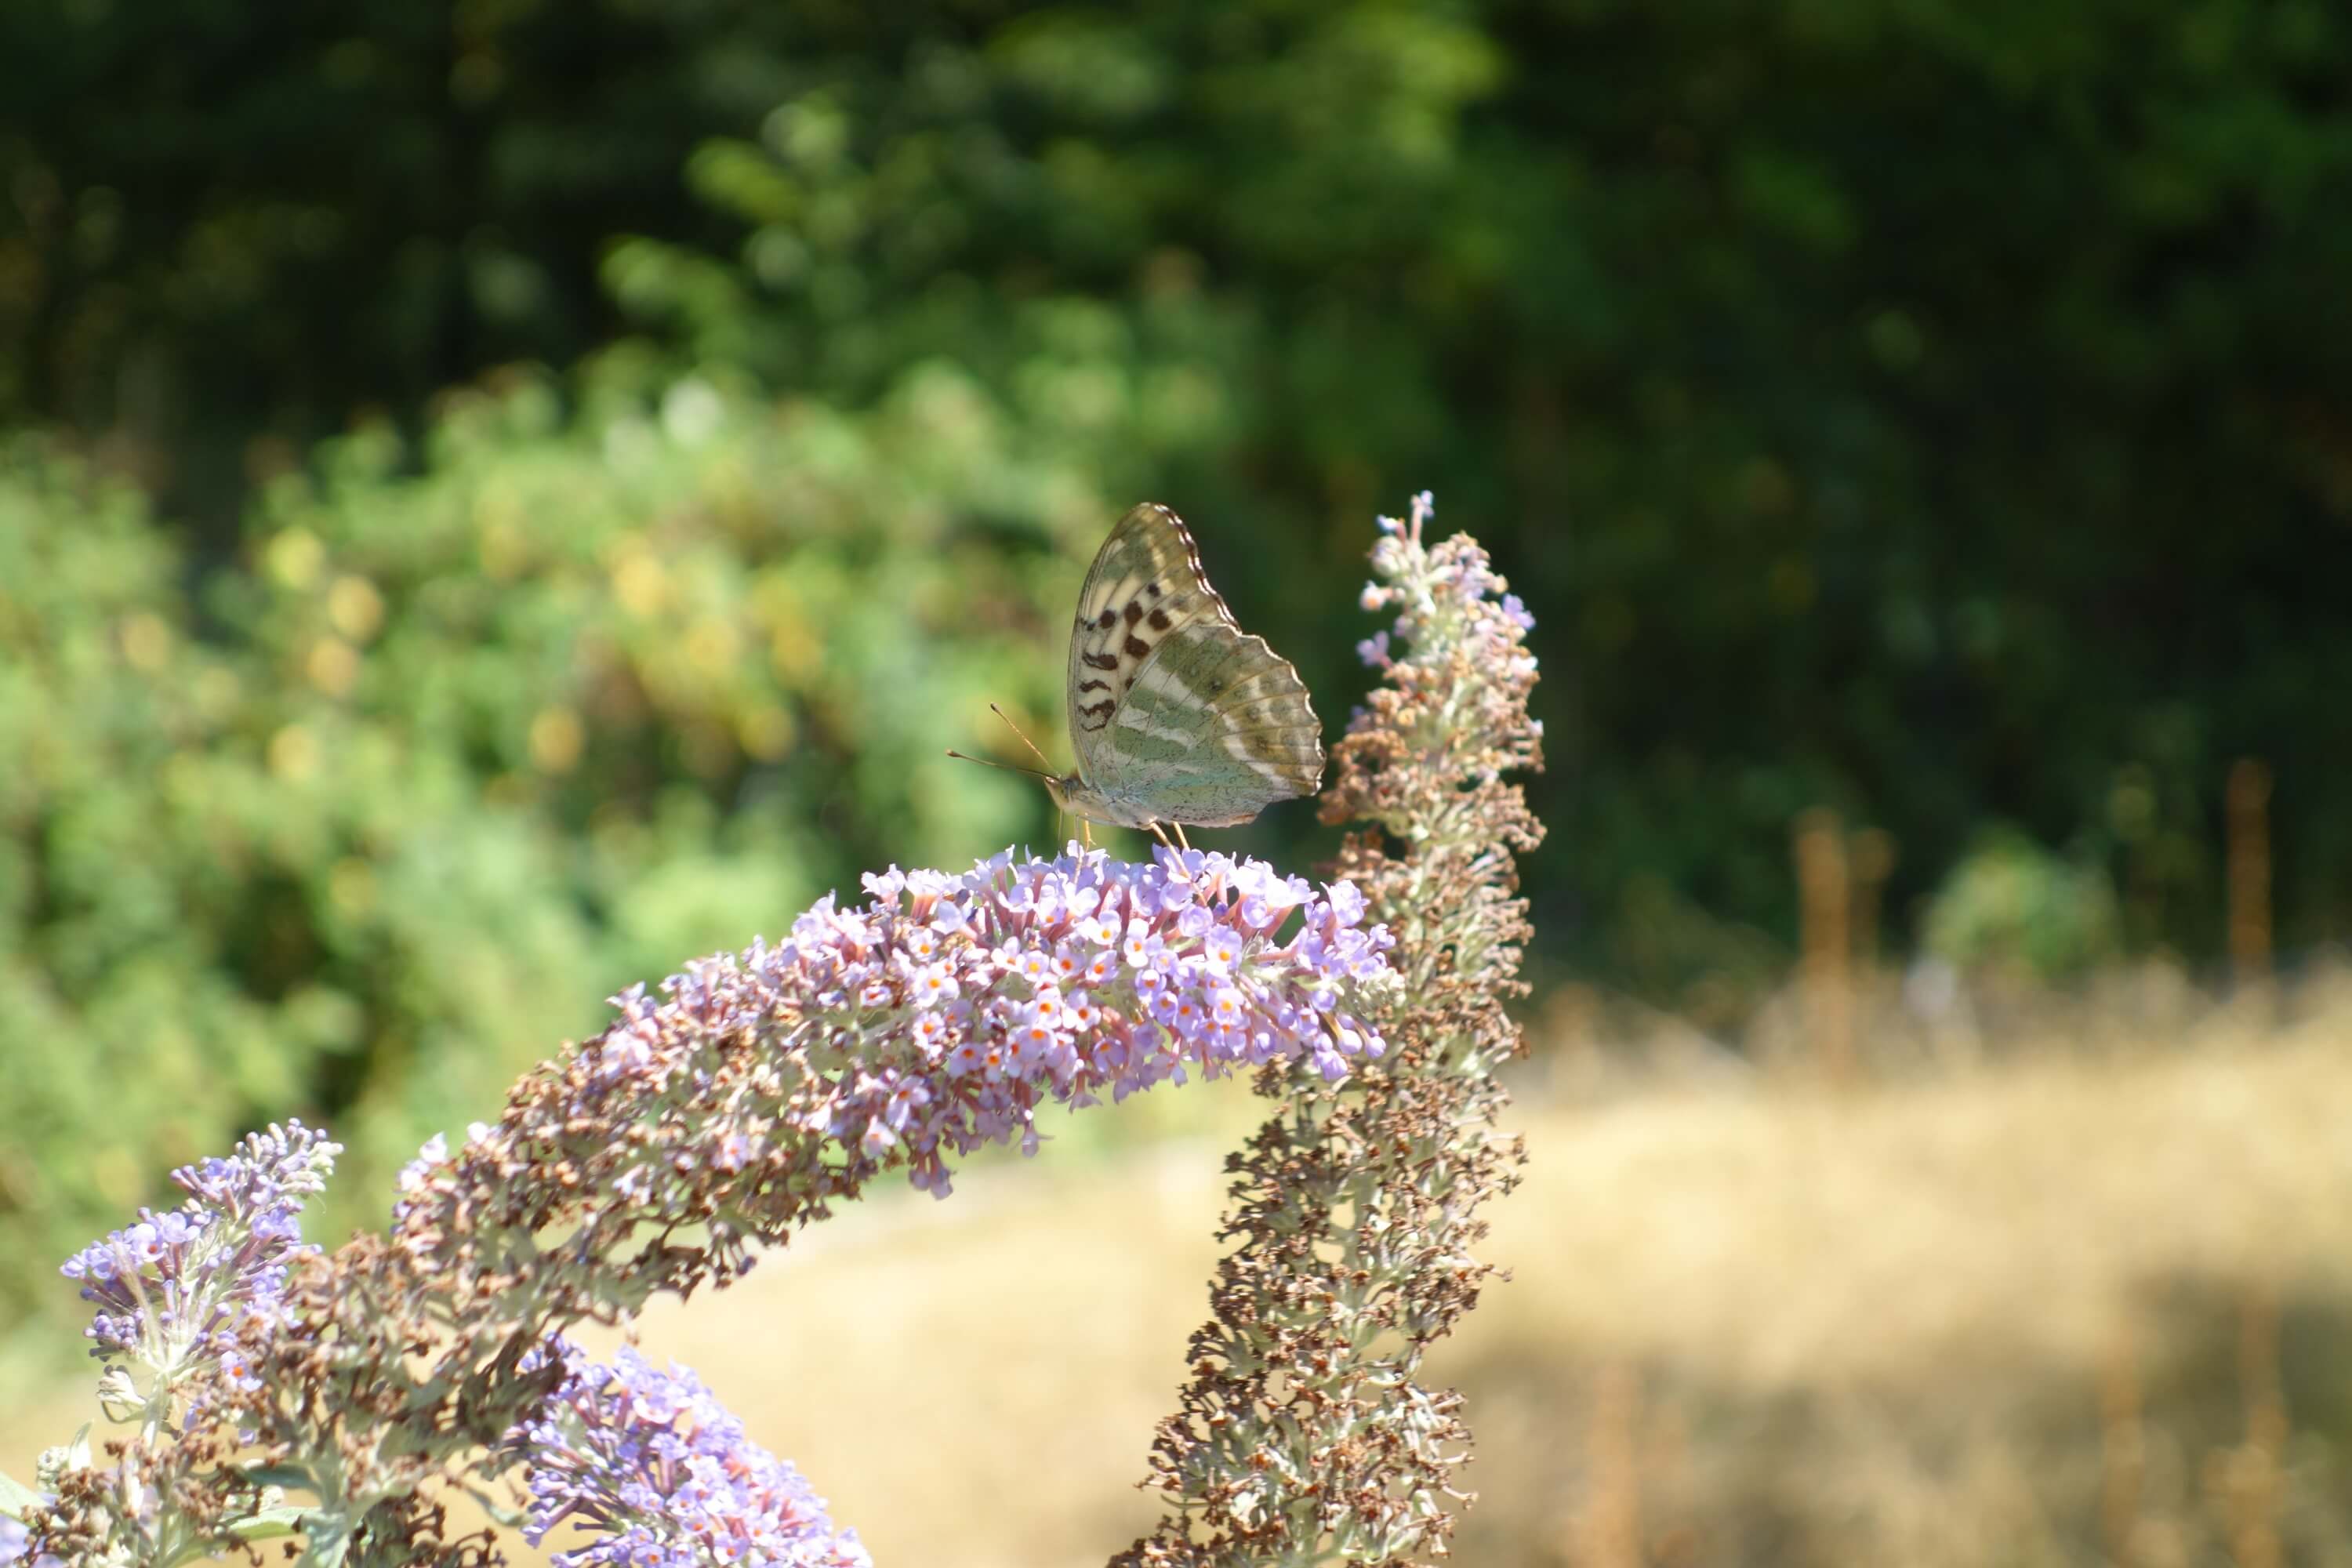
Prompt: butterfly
<box><xmin>960</xmin><ymin>504</ymin><xmax>1324</xmax><ymax>840</ymax></box>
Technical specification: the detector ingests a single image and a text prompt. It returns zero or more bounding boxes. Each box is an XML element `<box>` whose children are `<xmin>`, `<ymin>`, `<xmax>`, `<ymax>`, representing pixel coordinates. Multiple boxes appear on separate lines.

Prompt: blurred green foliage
<box><xmin>0</xmin><ymin>365</ymin><xmax>1159</xmax><ymax>1324</ymax></box>
<box><xmin>1922</xmin><ymin>829</ymin><xmax>2122</xmax><ymax>985</ymax></box>
<box><xmin>3</xmin><ymin>0</ymin><xmax>2350</xmax><ymax>1317</ymax></box>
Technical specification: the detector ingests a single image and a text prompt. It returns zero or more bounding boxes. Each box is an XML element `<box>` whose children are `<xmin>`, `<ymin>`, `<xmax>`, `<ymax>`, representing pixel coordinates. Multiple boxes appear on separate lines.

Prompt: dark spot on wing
<box><xmin>1078</xmin><ymin>678</ymin><xmax>1109</xmax><ymax>693</ymax></box>
<box><xmin>1096</xmin><ymin>608</ymin><xmax>1117</xmax><ymax>630</ymax></box>
<box><xmin>1079</xmin><ymin>699</ymin><xmax>1115</xmax><ymax>728</ymax></box>
<box><xmin>1147</xmin><ymin>582</ymin><xmax>1163</xmax><ymax>599</ymax></box>
<box><xmin>1123</xmin><ymin>635</ymin><xmax>1150</xmax><ymax>659</ymax></box>
<box><xmin>1083</xmin><ymin>652</ymin><xmax>1119</xmax><ymax>671</ymax></box>
<box><xmin>1123</xmin><ymin>601</ymin><xmax>1144</xmax><ymax>626</ymax></box>
<box><xmin>1148</xmin><ymin>608</ymin><xmax>1171</xmax><ymax>630</ymax></box>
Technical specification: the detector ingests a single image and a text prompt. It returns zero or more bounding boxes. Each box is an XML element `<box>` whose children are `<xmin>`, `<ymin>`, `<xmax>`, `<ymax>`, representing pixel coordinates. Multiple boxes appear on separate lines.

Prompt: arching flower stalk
<box><xmin>9</xmin><ymin>846</ymin><xmax>1397</xmax><ymax>1566</ymax></box>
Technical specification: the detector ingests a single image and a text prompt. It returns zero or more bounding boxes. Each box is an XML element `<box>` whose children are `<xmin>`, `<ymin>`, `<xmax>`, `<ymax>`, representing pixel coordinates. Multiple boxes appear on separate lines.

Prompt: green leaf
<box><xmin>238</xmin><ymin>1464</ymin><xmax>318</xmax><ymax>1494</ymax></box>
<box><xmin>228</xmin><ymin>1504</ymin><xmax>313</xmax><ymax>1542</ymax></box>
<box><xmin>0</xmin><ymin>1465</ymin><xmax>42</xmax><ymax>1517</ymax></box>
<box><xmin>298</xmin><ymin>1508</ymin><xmax>353</xmax><ymax>1568</ymax></box>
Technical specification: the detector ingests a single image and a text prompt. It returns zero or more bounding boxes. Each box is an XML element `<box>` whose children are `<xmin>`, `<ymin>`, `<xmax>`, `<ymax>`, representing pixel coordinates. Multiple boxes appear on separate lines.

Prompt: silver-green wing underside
<box><xmin>1062</xmin><ymin>503</ymin><xmax>1323</xmax><ymax>829</ymax></box>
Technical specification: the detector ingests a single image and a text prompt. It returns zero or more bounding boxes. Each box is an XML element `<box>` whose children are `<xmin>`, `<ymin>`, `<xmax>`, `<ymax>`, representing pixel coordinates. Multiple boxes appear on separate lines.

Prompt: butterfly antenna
<box><xmin>943</xmin><ymin>749</ymin><xmax>1055</xmax><ymax>781</ymax></box>
<box><xmin>989</xmin><ymin>703</ymin><xmax>1058</xmax><ymax>773</ymax></box>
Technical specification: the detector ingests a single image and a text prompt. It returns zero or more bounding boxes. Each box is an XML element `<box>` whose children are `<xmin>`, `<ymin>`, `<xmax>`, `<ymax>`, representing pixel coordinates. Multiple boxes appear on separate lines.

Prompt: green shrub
<box><xmin>1922</xmin><ymin>829</ymin><xmax>2122</xmax><ymax>985</ymax></box>
<box><xmin>0</xmin><ymin>364</ymin><xmax>1152</xmax><ymax>1328</ymax></box>
<box><xmin>1</xmin><ymin>438</ymin><xmax>300</xmax><ymax>1324</ymax></box>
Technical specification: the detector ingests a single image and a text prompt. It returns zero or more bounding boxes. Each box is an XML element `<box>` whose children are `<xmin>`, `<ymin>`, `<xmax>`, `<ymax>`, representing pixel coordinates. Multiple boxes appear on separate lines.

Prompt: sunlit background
<box><xmin>4</xmin><ymin>2</ymin><xmax>2349</xmax><ymax>1563</ymax></box>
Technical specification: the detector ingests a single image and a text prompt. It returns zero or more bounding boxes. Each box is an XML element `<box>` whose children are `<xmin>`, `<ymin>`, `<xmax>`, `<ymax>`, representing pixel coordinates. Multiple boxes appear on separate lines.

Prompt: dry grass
<box><xmin>6</xmin><ymin>994</ymin><xmax>2349</xmax><ymax>1566</ymax></box>
<box><xmin>1456</xmin><ymin>996</ymin><xmax>2352</xmax><ymax>1567</ymax></box>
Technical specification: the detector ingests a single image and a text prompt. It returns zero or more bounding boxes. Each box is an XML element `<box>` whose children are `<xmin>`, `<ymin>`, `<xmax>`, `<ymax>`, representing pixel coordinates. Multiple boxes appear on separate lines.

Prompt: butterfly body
<box><xmin>1052</xmin><ymin>504</ymin><xmax>1323</xmax><ymax>830</ymax></box>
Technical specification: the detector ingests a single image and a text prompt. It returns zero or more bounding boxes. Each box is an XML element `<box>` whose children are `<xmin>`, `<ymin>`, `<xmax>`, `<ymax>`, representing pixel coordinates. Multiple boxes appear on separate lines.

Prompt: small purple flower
<box><xmin>909</xmin><ymin>960</ymin><xmax>958</xmax><ymax>1006</ymax></box>
<box><xmin>510</xmin><ymin>1345</ymin><xmax>871</xmax><ymax>1568</ymax></box>
<box><xmin>60</xmin><ymin>1122</ymin><xmax>338</xmax><ymax>1413</ymax></box>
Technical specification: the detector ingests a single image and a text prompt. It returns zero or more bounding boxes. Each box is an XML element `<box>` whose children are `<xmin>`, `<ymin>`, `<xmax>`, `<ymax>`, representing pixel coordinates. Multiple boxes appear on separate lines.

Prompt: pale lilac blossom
<box><xmin>58</xmin><ymin>1122</ymin><xmax>338</xmax><ymax>1414</ymax></box>
<box><xmin>510</xmin><ymin>1345</ymin><xmax>870</xmax><ymax>1568</ymax></box>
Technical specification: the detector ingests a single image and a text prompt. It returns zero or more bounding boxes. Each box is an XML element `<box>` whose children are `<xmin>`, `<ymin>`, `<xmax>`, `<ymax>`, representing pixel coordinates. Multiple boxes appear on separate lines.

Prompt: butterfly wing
<box><xmin>1065</xmin><ymin>504</ymin><xmax>1323</xmax><ymax>827</ymax></box>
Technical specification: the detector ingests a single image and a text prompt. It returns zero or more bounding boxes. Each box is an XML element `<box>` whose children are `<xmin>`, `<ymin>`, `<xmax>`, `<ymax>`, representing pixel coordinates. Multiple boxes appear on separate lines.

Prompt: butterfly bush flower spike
<box><xmin>511</xmin><ymin>1345</ymin><xmax>870</xmax><ymax>1568</ymax></box>
<box><xmin>720</xmin><ymin>844</ymin><xmax>1394</xmax><ymax>1199</ymax></box>
<box><xmin>18</xmin><ymin>839</ymin><xmax>1400</xmax><ymax>1566</ymax></box>
<box><xmin>60</xmin><ymin>1122</ymin><xmax>338</xmax><ymax>1425</ymax></box>
<box><xmin>1120</xmin><ymin>493</ymin><xmax>1541</xmax><ymax>1567</ymax></box>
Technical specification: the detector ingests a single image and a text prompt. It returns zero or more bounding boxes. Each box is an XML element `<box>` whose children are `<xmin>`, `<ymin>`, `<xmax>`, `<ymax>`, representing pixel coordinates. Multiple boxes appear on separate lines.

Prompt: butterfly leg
<box><xmin>1172</xmin><ymin>822</ymin><xmax>1192</xmax><ymax>853</ymax></box>
<box><xmin>1145</xmin><ymin>820</ymin><xmax>1175</xmax><ymax>854</ymax></box>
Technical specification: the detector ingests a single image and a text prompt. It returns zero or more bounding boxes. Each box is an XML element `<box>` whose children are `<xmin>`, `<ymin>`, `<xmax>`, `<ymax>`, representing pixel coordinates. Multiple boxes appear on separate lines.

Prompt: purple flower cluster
<box><xmin>1359</xmin><ymin>495</ymin><xmax>1541</xmax><ymax>739</ymax></box>
<box><xmin>1362</xmin><ymin>493</ymin><xmax>1538</xmax><ymax>662</ymax></box>
<box><xmin>59</xmin><ymin>1121</ymin><xmax>338</xmax><ymax>1402</ymax></box>
<box><xmin>525</xmin><ymin>844</ymin><xmax>1391</xmax><ymax>1204</ymax></box>
<box><xmin>510</xmin><ymin>1345</ymin><xmax>871</xmax><ymax>1568</ymax></box>
<box><xmin>826</xmin><ymin>845</ymin><xmax>1386</xmax><ymax>1189</ymax></box>
<box><xmin>0</xmin><ymin>1514</ymin><xmax>57</xmax><ymax>1568</ymax></box>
